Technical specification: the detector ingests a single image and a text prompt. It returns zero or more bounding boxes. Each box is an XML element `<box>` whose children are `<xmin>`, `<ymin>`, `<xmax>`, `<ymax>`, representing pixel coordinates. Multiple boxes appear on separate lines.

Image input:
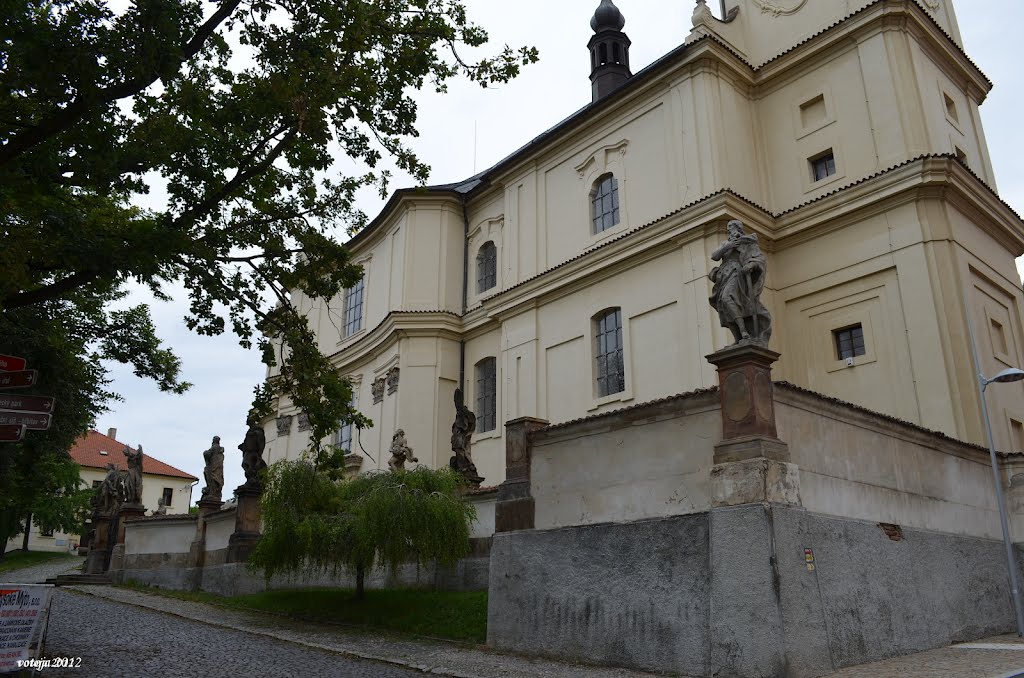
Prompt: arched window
<box><xmin>594</xmin><ymin>308</ymin><xmax>625</xmax><ymax>397</ymax></box>
<box><xmin>477</xmin><ymin>241</ymin><xmax>497</xmax><ymax>293</ymax></box>
<box><xmin>475</xmin><ymin>357</ymin><xmax>497</xmax><ymax>432</ymax></box>
<box><xmin>613</xmin><ymin>43</ymin><xmax>622</xmax><ymax>64</ymax></box>
<box><xmin>599</xmin><ymin>43</ymin><xmax>608</xmax><ymax>65</ymax></box>
<box><xmin>335</xmin><ymin>391</ymin><xmax>359</xmax><ymax>452</ymax></box>
<box><xmin>591</xmin><ymin>174</ymin><xmax>620</xmax><ymax>233</ymax></box>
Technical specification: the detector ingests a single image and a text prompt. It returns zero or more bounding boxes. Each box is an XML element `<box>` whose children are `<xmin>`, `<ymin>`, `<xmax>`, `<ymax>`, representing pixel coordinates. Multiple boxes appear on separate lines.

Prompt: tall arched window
<box><xmin>475</xmin><ymin>357</ymin><xmax>497</xmax><ymax>432</ymax></box>
<box><xmin>591</xmin><ymin>174</ymin><xmax>620</xmax><ymax>233</ymax></box>
<box><xmin>594</xmin><ymin>308</ymin><xmax>625</xmax><ymax>397</ymax></box>
<box><xmin>477</xmin><ymin>241</ymin><xmax>497</xmax><ymax>293</ymax></box>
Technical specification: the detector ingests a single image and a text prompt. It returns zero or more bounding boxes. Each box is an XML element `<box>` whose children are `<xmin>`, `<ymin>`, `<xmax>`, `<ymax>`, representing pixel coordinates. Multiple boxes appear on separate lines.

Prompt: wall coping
<box><xmin>773</xmin><ymin>382</ymin><xmax>997</xmax><ymax>464</ymax></box>
<box><xmin>204</xmin><ymin>507</ymin><xmax>237</xmax><ymax>522</ymax></box>
<box><xmin>124</xmin><ymin>514</ymin><xmax>197</xmax><ymax>527</ymax></box>
<box><xmin>532</xmin><ymin>387</ymin><xmax>720</xmax><ymax>446</ymax></box>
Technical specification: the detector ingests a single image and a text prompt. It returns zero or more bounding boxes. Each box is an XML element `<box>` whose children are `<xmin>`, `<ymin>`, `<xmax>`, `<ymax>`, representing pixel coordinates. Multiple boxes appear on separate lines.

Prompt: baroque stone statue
<box><xmin>387</xmin><ymin>429</ymin><xmax>417</xmax><ymax>471</ymax></box>
<box><xmin>96</xmin><ymin>462</ymin><xmax>124</xmax><ymax>514</ymax></box>
<box><xmin>202</xmin><ymin>435</ymin><xmax>225</xmax><ymax>501</ymax></box>
<box><xmin>122</xmin><ymin>445</ymin><xmax>144</xmax><ymax>506</ymax></box>
<box><xmin>239</xmin><ymin>419</ymin><xmax>268</xmax><ymax>487</ymax></box>
<box><xmin>709</xmin><ymin>220</ymin><xmax>772</xmax><ymax>347</ymax></box>
<box><xmin>153</xmin><ymin>497</ymin><xmax>168</xmax><ymax>516</ymax></box>
<box><xmin>449</xmin><ymin>388</ymin><xmax>483</xmax><ymax>487</ymax></box>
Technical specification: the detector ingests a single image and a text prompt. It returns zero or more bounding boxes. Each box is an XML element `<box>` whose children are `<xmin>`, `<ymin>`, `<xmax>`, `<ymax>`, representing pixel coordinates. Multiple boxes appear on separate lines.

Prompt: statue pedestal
<box><xmin>706</xmin><ymin>344</ymin><xmax>799</xmax><ymax>507</ymax></box>
<box><xmin>84</xmin><ymin>512</ymin><xmax>112</xmax><ymax>574</ymax></box>
<box><xmin>227</xmin><ymin>484</ymin><xmax>262</xmax><ymax>563</ymax></box>
<box><xmin>108</xmin><ymin>503</ymin><xmax>146</xmax><ymax>573</ymax></box>
<box><xmin>187</xmin><ymin>498</ymin><xmax>224</xmax><ymax>569</ymax></box>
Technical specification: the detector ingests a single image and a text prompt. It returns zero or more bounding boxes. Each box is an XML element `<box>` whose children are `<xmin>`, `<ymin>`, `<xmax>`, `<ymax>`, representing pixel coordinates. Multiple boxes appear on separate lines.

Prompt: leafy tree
<box><xmin>0</xmin><ymin>0</ymin><xmax>537</xmax><ymax>449</ymax></box>
<box><xmin>251</xmin><ymin>461</ymin><xmax>476</xmax><ymax>599</ymax></box>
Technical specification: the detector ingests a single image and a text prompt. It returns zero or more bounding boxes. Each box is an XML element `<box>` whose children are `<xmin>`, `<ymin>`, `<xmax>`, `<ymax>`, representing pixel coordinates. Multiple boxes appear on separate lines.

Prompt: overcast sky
<box><xmin>96</xmin><ymin>0</ymin><xmax>1024</xmax><ymax>502</ymax></box>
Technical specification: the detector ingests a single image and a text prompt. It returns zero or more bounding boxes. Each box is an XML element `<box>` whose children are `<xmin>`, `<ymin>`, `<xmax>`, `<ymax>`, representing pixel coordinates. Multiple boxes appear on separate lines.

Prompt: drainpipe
<box><xmin>459</xmin><ymin>193</ymin><xmax>470</xmax><ymax>392</ymax></box>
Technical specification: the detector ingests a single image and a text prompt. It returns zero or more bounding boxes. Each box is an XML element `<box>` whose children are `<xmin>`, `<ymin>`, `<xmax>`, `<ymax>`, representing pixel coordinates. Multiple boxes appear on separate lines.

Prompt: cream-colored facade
<box><xmin>265</xmin><ymin>0</ymin><xmax>1024</xmax><ymax>490</ymax></box>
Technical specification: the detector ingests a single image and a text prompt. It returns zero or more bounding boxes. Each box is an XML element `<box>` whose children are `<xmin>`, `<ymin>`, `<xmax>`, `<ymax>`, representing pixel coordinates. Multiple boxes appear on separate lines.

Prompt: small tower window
<box><xmin>477</xmin><ymin>241</ymin><xmax>497</xmax><ymax>293</ymax></box>
<box><xmin>595</xmin><ymin>308</ymin><xmax>625</xmax><ymax>397</ymax></box>
<box><xmin>591</xmin><ymin>174</ymin><xmax>620</xmax><ymax>233</ymax></box>
<box><xmin>834</xmin><ymin>325</ymin><xmax>866</xmax><ymax>361</ymax></box>
<box><xmin>810</xmin><ymin>150</ymin><xmax>836</xmax><ymax>183</ymax></box>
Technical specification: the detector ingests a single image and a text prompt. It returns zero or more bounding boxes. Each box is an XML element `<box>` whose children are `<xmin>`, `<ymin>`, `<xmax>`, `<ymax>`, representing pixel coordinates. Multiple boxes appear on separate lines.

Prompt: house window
<box><xmin>40</xmin><ymin>526</ymin><xmax>54</xmax><ymax>537</ymax></box>
<box><xmin>810</xmin><ymin>150</ymin><xmax>836</xmax><ymax>182</ymax></box>
<box><xmin>591</xmin><ymin>174</ymin><xmax>620</xmax><ymax>233</ymax></box>
<box><xmin>92</xmin><ymin>480</ymin><xmax>101</xmax><ymax>488</ymax></box>
<box><xmin>161</xmin><ymin>487</ymin><xmax>173</xmax><ymax>507</ymax></box>
<box><xmin>834</xmin><ymin>325</ymin><xmax>866</xmax><ymax>360</ymax></box>
<box><xmin>342</xmin><ymin>278</ymin><xmax>364</xmax><ymax>338</ymax></box>
<box><xmin>595</xmin><ymin>308</ymin><xmax>625</xmax><ymax>397</ymax></box>
<box><xmin>336</xmin><ymin>392</ymin><xmax>359</xmax><ymax>452</ymax></box>
<box><xmin>477</xmin><ymin>242</ymin><xmax>497</xmax><ymax>293</ymax></box>
<box><xmin>475</xmin><ymin>358</ymin><xmax>497</xmax><ymax>433</ymax></box>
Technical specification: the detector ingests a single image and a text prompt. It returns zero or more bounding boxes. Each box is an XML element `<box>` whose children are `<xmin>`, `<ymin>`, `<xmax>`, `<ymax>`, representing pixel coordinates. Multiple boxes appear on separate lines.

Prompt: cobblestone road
<box><xmin>44</xmin><ymin>589</ymin><xmax>424</xmax><ymax>678</ymax></box>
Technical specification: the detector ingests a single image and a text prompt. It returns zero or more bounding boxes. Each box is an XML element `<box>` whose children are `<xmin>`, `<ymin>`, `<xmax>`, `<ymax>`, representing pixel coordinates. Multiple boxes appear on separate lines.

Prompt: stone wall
<box><xmin>488</xmin><ymin>382</ymin><xmax>1024</xmax><ymax>678</ymax></box>
<box><xmin>117</xmin><ymin>490</ymin><xmax>496</xmax><ymax>595</ymax></box>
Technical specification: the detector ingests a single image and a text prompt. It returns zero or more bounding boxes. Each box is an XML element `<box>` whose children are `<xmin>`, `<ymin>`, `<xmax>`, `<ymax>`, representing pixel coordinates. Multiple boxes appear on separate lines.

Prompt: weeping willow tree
<box><xmin>250</xmin><ymin>461</ymin><xmax>476</xmax><ymax>599</ymax></box>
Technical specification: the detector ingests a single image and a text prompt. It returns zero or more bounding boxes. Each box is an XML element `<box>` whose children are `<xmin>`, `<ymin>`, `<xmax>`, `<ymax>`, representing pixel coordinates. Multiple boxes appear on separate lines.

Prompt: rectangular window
<box><xmin>161</xmin><ymin>487</ymin><xmax>173</xmax><ymax>507</ymax></box>
<box><xmin>596</xmin><ymin>309</ymin><xmax>625</xmax><ymax>397</ymax></box>
<box><xmin>475</xmin><ymin>358</ymin><xmax>497</xmax><ymax>433</ymax></box>
<box><xmin>810</xmin><ymin>150</ymin><xmax>837</xmax><ymax>182</ymax></box>
<box><xmin>342</xmin><ymin>278</ymin><xmax>364</xmax><ymax>338</ymax></box>
<box><xmin>834</xmin><ymin>325</ymin><xmax>866</xmax><ymax>361</ymax></box>
<box><xmin>92</xmin><ymin>480</ymin><xmax>101</xmax><ymax>488</ymax></box>
<box><xmin>336</xmin><ymin>392</ymin><xmax>359</xmax><ymax>452</ymax></box>
<box><xmin>40</xmin><ymin>526</ymin><xmax>54</xmax><ymax>537</ymax></box>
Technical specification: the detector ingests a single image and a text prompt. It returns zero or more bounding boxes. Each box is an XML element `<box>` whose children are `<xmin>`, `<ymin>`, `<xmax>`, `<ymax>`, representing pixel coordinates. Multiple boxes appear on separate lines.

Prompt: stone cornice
<box><xmin>325</xmin><ymin>310</ymin><xmax>464</xmax><ymax>368</ymax></box>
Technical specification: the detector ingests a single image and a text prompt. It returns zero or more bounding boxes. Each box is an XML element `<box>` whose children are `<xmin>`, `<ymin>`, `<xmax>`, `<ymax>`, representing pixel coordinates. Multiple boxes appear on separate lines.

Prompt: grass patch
<box><xmin>0</xmin><ymin>550</ymin><xmax>78</xmax><ymax>576</ymax></box>
<box><xmin>119</xmin><ymin>581</ymin><xmax>487</xmax><ymax>643</ymax></box>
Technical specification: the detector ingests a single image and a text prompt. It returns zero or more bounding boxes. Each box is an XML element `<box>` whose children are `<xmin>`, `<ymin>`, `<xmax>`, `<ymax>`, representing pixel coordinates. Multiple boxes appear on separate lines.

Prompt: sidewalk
<box><xmin>66</xmin><ymin>584</ymin><xmax>1024</xmax><ymax>678</ymax></box>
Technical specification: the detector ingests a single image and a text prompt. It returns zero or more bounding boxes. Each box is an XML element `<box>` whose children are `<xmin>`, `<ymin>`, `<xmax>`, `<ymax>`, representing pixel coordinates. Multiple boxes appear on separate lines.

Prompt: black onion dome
<box><xmin>590</xmin><ymin>0</ymin><xmax>626</xmax><ymax>32</ymax></box>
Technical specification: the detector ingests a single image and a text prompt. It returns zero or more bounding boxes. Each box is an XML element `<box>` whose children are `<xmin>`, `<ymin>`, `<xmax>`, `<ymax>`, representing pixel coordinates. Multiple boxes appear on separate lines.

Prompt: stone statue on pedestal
<box><xmin>449</xmin><ymin>388</ymin><xmax>484</xmax><ymax>487</ymax></box>
<box><xmin>709</xmin><ymin>220</ymin><xmax>773</xmax><ymax>347</ymax></box>
<box><xmin>153</xmin><ymin>497</ymin><xmax>168</xmax><ymax>516</ymax></box>
<box><xmin>96</xmin><ymin>462</ymin><xmax>124</xmax><ymax>514</ymax></box>
<box><xmin>202</xmin><ymin>435</ymin><xmax>225</xmax><ymax>501</ymax></box>
<box><xmin>239</xmin><ymin>419</ymin><xmax>267</xmax><ymax>487</ymax></box>
<box><xmin>387</xmin><ymin>429</ymin><xmax>417</xmax><ymax>471</ymax></box>
<box><xmin>122</xmin><ymin>445</ymin><xmax>144</xmax><ymax>506</ymax></box>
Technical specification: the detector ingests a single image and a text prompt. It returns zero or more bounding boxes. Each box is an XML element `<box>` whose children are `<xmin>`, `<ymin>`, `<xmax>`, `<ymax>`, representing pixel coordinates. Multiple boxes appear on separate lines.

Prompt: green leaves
<box><xmin>251</xmin><ymin>461</ymin><xmax>477</xmax><ymax>581</ymax></box>
<box><xmin>0</xmin><ymin>0</ymin><xmax>536</xmax><ymax>471</ymax></box>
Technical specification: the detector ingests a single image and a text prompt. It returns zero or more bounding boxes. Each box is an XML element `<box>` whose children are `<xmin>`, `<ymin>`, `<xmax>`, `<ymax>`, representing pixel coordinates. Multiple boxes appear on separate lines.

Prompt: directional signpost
<box><xmin>0</xmin><ymin>355</ymin><xmax>27</xmax><ymax>372</ymax></box>
<box><xmin>0</xmin><ymin>370</ymin><xmax>38</xmax><ymax>390</ymax></box>
<box><xmin>0</xmin><ymin>395</ymin><xmax>55</xmax><ymax>414</ymax></box>
<box><xmin>0</xmin><ymin>356</ymin><xmax>56</xmax><ymax>443</ymax></box>
<box><xmin>0</xmin><ymin>412</ymin><xmax>50</xmax><ymax>431</ymax></box>
<box><xmin>0</xmin><ymin>425</ymin><xmax>26</xmax><ymax>443</ymax></box>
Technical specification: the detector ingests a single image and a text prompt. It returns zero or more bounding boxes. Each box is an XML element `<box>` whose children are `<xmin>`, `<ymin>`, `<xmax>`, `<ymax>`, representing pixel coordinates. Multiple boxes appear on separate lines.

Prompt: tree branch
<box><xmin>0</xmin><ymin>0</ymin><xmax>243</xmax><ymax>166</ymax></box>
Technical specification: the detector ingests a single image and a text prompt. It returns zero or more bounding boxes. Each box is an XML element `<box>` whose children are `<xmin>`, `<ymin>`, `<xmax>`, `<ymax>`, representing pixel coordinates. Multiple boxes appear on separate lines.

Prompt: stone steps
<box><xmin>45</xmin><ymin>573</ymin><xmax>111</xmax><ymax>586</ymax></box>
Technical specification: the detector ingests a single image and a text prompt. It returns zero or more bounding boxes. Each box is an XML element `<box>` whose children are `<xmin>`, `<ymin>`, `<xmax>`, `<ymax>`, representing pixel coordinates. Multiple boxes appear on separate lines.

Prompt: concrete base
<box><xmin>108</xmin><ymin>544</ymin><xmax>125</xmax><ymax>572</ymax></box>
<box><xmin>84</xmin><ymin>548</ymin><xmax>108</xmax><ymax>575</ymax></box>
<box><xmin>487</xmin><ymin>506</ymin><xmax>1021</xmax><ymax>678</ymax></box>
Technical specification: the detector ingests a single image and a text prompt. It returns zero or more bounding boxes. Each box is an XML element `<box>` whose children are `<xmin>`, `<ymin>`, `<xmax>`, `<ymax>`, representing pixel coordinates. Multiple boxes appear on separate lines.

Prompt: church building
<box><xmin>263</xmin><ymin>0</ymin><xmax>1024</xmax><ymax>491</ymax></box>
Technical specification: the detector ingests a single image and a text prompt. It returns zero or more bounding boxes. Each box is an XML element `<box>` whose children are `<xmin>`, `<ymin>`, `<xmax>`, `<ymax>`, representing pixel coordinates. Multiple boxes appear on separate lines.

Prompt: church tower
<box><xmin>588</xmin><ymin>0</ymin><xmax>631</xmax><ymax>102</ymax></box>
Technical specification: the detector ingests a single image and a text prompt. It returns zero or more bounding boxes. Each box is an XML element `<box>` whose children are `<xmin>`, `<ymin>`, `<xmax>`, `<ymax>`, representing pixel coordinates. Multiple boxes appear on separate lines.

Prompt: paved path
<box><xmin>0</xmin><ymin>555</ymin><xmax>82</xmax><ymax>584</ymax></box>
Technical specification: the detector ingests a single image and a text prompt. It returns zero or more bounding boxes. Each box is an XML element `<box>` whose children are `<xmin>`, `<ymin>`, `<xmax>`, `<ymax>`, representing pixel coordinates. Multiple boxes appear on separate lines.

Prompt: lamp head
<box><xmin>988</xmin><ymin>368</ymin><xmax>1024</xmax><ymax>385</ymax></box>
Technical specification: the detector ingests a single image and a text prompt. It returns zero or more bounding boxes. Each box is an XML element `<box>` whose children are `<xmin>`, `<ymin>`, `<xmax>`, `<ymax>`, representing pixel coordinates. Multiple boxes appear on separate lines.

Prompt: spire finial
<box><xmin>591</xmin><ymin>0</ymin><xmax>626</xmax><ymax>33</ymax></box>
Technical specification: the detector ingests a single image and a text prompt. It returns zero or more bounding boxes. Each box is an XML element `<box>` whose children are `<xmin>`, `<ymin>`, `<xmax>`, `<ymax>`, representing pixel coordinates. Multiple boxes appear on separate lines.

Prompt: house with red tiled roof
<box><xmin>6</xmin><ymin>428</ymin><xmax>199</xmax><ymax>554</ymax></box>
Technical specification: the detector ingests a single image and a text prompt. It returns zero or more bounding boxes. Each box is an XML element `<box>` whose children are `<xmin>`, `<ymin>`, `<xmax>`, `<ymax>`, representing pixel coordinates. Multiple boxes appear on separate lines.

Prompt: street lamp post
<box><xmin>966</xmin><ymin>303</ymin><xmax>1024</xmax><ymax>637</ymax></box>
